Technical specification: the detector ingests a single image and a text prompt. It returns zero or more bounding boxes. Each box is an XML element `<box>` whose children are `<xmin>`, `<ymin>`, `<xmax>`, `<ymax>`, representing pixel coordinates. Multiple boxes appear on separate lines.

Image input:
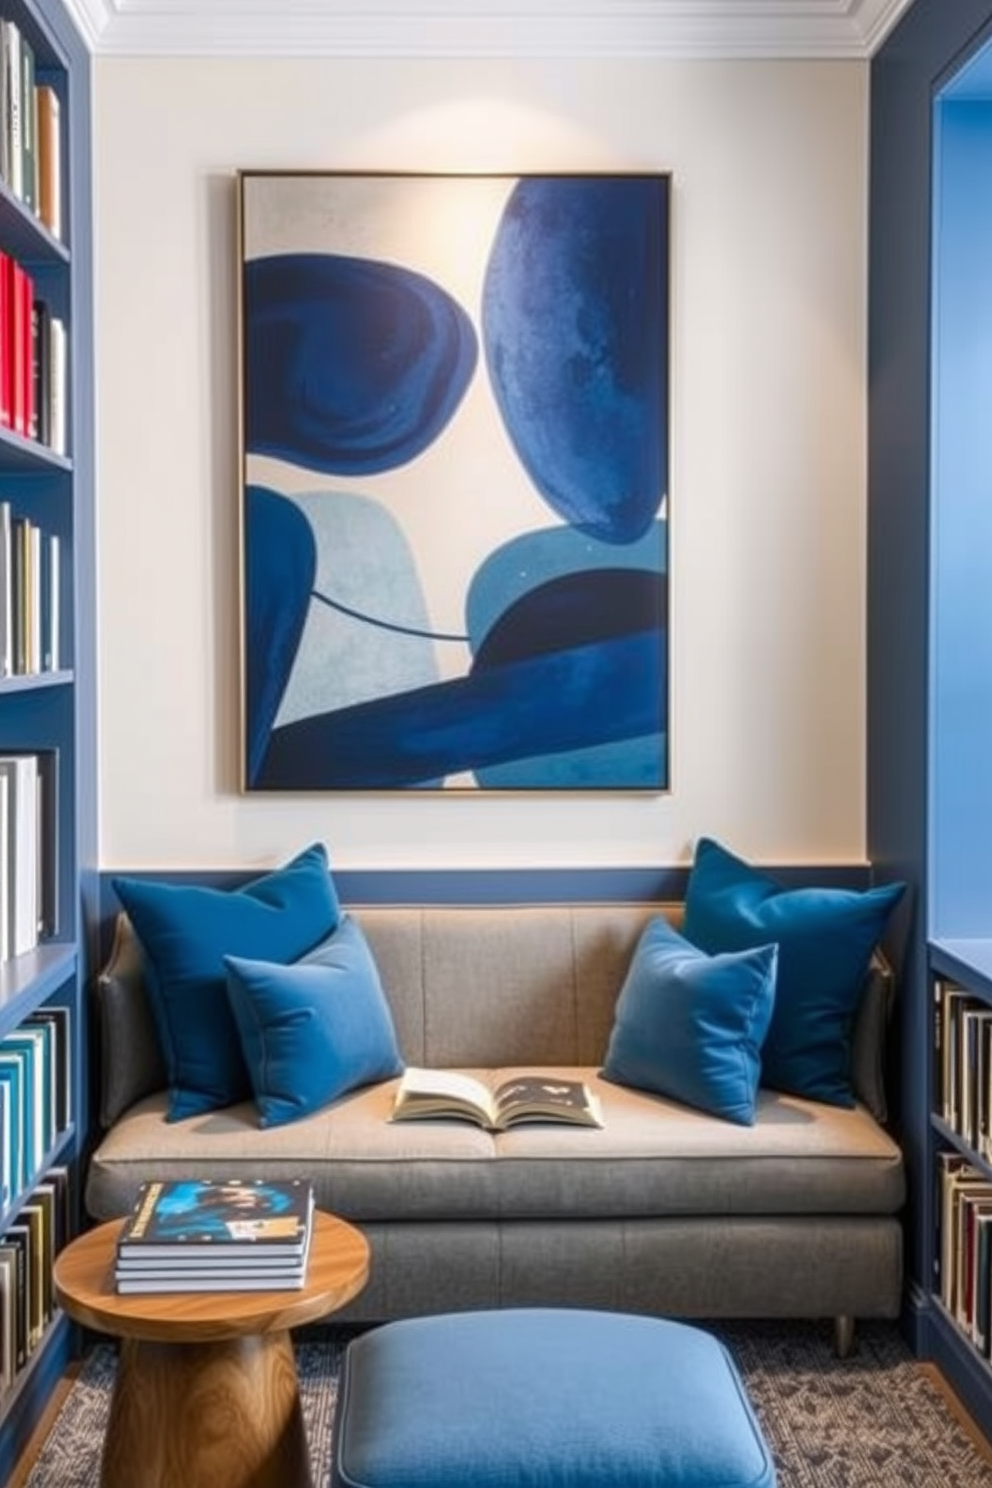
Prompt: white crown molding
<box><xmin>60</xmin><ymin>0</ymin><xmax>918</xmax><ymax>59</ymax></box>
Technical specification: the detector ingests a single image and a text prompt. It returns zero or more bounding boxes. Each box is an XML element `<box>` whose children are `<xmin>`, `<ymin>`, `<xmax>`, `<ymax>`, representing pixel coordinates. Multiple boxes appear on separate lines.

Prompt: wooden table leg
<box><xmin>100</xmin><ymin>1330</ymin><xmax>313</xmax><ymax>1488</ymax></box>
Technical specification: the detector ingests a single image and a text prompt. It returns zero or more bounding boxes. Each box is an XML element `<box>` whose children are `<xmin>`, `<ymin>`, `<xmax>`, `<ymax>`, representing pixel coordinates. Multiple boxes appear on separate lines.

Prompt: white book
<box><xmin>47</xmin><ymin>318</ymin><xmax>66</xmax><ymax>457</ymax></box>
<box><xmin>1</xmin><ymin>21</ymin><xmax>21</xmax><ymax>202</ymax></box>
<box><xmin>0</xmin><ymin>755</ymin><xmax>38</xmax><ymax>956</ymax></box>
<box><xmin>26</xmin><ymin>520</ymin><xmax>40</xmax><ymax>675</ymax></box>
<box><xmin>0</xmin><ymin>500</ymin><xmax>10</xmax><ymax>677</ymax></box>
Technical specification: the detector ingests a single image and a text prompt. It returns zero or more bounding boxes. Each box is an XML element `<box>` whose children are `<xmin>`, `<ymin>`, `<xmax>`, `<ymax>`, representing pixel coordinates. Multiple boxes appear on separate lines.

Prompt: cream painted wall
<box><xmin>93</xmin><ymin>56</ymin><xmax>868</xmax><ymax>872</ymax></box>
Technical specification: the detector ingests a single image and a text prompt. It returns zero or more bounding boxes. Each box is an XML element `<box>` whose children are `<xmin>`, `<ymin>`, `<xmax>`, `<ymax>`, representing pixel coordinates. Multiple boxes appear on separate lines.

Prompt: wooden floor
<box><xmin>8</xmin><ymin>1354</ymin><xmax>992</xmax><ymax>1485</ymax></box>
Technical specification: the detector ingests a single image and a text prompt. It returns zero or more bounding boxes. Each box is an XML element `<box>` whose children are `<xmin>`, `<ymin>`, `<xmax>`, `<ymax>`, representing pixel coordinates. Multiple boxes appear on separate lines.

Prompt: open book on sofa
<box><xmin>390</xmin><ymin>1068</ymin><xmax>604</xmax><ymax>1131</ymax></box>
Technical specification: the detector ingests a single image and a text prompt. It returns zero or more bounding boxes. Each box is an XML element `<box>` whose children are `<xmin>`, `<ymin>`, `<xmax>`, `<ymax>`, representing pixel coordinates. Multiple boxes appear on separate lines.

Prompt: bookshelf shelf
<box><xmin>0</xmin><ymin>942</ymin><xmax>76</xmax><ymax>1026</ymax></box>
<box><xmin>0</xmin><ymin>0</ymin><xmax>91</xmax><ymax>1474</ymax></box>
<box><xmin>0</xmin><ymin>670</ymin><xmax>71</xmax><ymax>695</ymax></box>
<box><xmin>0</xmin><ymin>426</ymin><xmax>68</xmax><ymax>471</ymax></box>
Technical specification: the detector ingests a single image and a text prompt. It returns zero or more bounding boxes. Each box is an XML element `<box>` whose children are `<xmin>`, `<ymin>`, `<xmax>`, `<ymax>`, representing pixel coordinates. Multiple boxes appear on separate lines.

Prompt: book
<box><xmin>42</xmin><ymin>532</ymin><xmax>59</xmax><ymax>671</ymax></box>
<box><xmin>0</xmin><ymin>753</ymin><xmax>38</xmax><ymax>955</ymax></box>
<box><xmin>390</xmin><ymin>1068</ymin><xmax>604</xmax><ymax>1131</ymax></box>
<box><xmin>0</xmin><ymin>499</ymin><xmax>10</xmax><ymax>674</ymax></box>
<box><xmin>2</xmin><ymin>748</ymin><xmax>60</xmax><ymax>936</ymax></box>
<box><xmin>116</xmin><ymin>1178</ymin><xmax>314</xmax><ymax>1259</ymax></box>
<box><xmin>0</xmin><ymin>1075</ymin><xmax>10</xmax><ymax>1205</ymax></box>
<box><xmin>115</xmin><ymin>1271</ymin><xmax>308</xmax><ymax>1295</ymax></box>
<box><xmin>0</xmin><ymin>770</ymin><xmax>8</xmax><ymax>962</ymax></box>
<box><xmin>35</xmin><ymin>85</ymin><xmax>60</xmax><ymax>240</ymax></box>
<box><xmin>3</xmin><ymin>1026</ymin><xmax>50</xmax><ymax>1173</ymax></box>
<box><xmin>25</xmin><ymin>1004</ymin><xmax>70</xmax><ymax>1133</ymax></box>
<box><xmin>0</xmin><ymin>1243</ymin><xmax>17</xmax><ymax>1394</ymax></box>
<box><xmin>0</xmin><ymin>1054</ymin><xmax>24</xmax><ymax>1196</ymax></box>
<box><xmin>31</xmin><ymin>297</ymin><xmax>49</xmax><ymax>446</ymax></box>
<box><xmin>18</xmin><ymin>33</ymin><xmax>34</xmax><ymax>215</ymax></box>
<box><xmin>0</xmin><ymin>21</ymin><xmax>22</xmax><ymax>202</ymax></box>
<box><xmin>0</xmin><ymin>1229</ymin><xmax>26</xmax><ymax>1369</ymax></box>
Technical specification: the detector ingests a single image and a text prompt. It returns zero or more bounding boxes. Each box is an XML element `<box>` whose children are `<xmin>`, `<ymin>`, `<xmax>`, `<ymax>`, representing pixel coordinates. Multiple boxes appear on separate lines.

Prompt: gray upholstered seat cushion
<box><xmin>85</xmin><ymin>1063</ymin><xmax>904</xmax><ymax>1224</ymax></box>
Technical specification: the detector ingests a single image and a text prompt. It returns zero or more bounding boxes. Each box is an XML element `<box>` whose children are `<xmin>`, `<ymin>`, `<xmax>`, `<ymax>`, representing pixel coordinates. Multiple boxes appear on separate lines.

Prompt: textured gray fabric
<box><xmin>85</xmin><ymin>1066</ymin><xmax>904</xmax><ymax>1224</ymax></box>
<box><xmin>94</xmin><ymin>901</ymin><xmax>895</xmax><ymax>1123</ymax></box>
<box><xmin>323</xmin><ymin>1217</ymin><xmax>904</xmax><ymax>1323</ymax></box>
<box><xmin>94</xmin><ymin>914</ymin><xmax>167</xmax><ymax>1128</ymax></box>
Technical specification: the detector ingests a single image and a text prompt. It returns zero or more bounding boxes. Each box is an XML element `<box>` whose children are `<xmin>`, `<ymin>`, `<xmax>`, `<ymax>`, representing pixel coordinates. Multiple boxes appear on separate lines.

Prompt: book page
<box><xmin>395</xmin><ymin>1067</ymin><xmax>495</xmax><ymax>1118</ymax></box>
<box><xmin>494</xmin><ymin>1076</ymin><xmax>591</xmax><ymax>1115</ymax></box>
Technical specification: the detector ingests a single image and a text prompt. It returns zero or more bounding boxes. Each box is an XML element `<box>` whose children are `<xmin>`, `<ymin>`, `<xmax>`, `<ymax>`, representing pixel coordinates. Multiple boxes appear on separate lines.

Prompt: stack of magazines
<box><xmin>114</xmin><ymin>1177</ymin><xmax>315</xmax><ymax>1293</ymax></box>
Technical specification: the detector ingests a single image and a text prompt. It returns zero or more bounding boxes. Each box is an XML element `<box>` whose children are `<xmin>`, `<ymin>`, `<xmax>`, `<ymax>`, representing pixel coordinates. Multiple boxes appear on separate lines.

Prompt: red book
<box><xmin>7</xmin><ymin>257</ymin><xmax>26</xmax><ymax>435</ymax></box>
<box><xmin>19</xmin><ymin>262</ymin><xmax>33</xmax><ymax>440</ymax></box>
<box><xmin>0</xmin><ymin>249</ymin><xmax>11</xmax><ymax>428</ymax></box>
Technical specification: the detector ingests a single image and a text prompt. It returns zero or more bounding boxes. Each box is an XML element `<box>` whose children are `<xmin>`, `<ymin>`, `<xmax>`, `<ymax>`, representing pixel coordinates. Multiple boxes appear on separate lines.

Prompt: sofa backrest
<box><xmin>94</xmin><ymin>901</ymin><xmax>894</xmax><ymax>1128</ymax></box>
<box><xmin>355</xmin><ymin>903</ymin><xmax>680</xmax><ymax>1068</ymax></box>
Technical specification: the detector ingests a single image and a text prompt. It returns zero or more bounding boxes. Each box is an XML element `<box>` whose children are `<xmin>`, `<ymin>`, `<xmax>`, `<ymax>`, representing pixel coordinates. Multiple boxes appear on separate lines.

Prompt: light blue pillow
<box><xmin>602</xmin><ymin>917</ymin><xmax>777</xmax><ymax>1126</ymax></box>
<box><xmin>112</xmin><ymin>843</ymin><xmax>341</xmax><ymax>1121</ymax></box>
<box><xmin>224</xmin><ymin>916</ymin><xmax>404</xmax><ymax>1128</ymax></box>
<box><xmin>682</xmin><ymin>836</ymin><xmax>905</xmax><ymax>1107</ymax></box>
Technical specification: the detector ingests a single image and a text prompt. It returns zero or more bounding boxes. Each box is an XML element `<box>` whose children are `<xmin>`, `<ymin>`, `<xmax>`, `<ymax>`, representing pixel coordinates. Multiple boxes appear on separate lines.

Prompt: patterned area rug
<box><xmin>22</xmin><ymin>1320</ymin><xmax>992</xmax><ymax>1488</ymax></box>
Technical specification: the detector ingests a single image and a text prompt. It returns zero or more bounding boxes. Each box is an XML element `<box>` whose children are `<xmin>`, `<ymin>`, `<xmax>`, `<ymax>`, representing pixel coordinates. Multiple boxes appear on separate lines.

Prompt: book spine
<box><xmin>7</xmin><ymin>258</ymin><xmax>27</xmax><ymax>437</ymax></box>
<box><xmin>0</xmin><ymin>249</ymin><xmax>10</xmax><ymax>430</ymax></box>
<box><xmin>47</xmin><ymin>316</ymin><xmax>65</xmax><ymax>456</ymax></box>
<box><xmin>0</xmin><ymin>499</ymin><xmax>10</xmax><ymax>678</ymax></box>
<box><xmin>1</xmin><ymin>22</ymin><xmax>21</xmax><ymax>203</ymax></box>
<box><xmin>31</xmin><ymin>297</ymin><xmax>49</xmax><ymax>446</ymax></box>
<box><xmin>42</xmin><ymin>531</ymin><xmax>59</xmax><ymax>672</ymax></box>
<box><xmin>35</xmin><ymin>86</ymin><xmax>60</xmax><ymax>240</ymax></box>
<box><xmin>0</xmin><ymin>773</ymin><xmax>8</xmax><ymax>963</ymax></box>
<box><xmin>18</xmin><ymin>35</ymin><xmax>34</xmax><ymax>215</ymax></box>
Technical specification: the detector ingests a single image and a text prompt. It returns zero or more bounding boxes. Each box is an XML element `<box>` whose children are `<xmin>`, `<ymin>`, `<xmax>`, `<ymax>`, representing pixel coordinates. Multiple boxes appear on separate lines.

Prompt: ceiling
<box><xmin>61</xmin><ymin>0</ymin><xmax>918</xmax><ymax>59</ymax></box>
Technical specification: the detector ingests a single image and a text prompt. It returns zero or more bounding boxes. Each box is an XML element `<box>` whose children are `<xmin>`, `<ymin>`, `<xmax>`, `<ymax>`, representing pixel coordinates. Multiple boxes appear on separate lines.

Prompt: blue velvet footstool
<box><xmin>330</xmin><ymin>1308</ymin><xmax>777</xmax><ymax>1488</ymax></box>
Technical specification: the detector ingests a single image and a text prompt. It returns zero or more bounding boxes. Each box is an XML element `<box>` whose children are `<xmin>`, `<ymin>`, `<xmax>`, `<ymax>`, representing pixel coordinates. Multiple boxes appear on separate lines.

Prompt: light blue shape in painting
<box><xmin>465</xmin><ymin>520</ymin><xmax>667</xmax><ymax>789</ymax></box>
<box><xmin>466</xmin><ymin>520</ymin><xmax>666</xmax><ymax>649</ymax></box>
<box><xmin>482</xmin><ymin>175</ymin><xmax>667</xmax><ymax>545</ymax></box>
<box><xmin>274</xmin><ymin>491</ymin><xmax>443</xmax><ymax>729</ymax></box>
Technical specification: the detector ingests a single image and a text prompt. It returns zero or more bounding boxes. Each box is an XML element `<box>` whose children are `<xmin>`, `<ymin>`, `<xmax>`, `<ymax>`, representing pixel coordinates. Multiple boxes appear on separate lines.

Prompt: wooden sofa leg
<box><xmin>833</xmin><ymin>1315</ymin><xmax>855</xmax><ymax>1357</ymax></box>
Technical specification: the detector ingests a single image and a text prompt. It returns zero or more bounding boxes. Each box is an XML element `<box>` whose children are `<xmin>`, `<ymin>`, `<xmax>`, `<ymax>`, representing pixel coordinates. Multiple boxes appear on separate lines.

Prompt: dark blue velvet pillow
<box><xmin>113</xmin><ymin>843</ymin><xmax>341</xmax><ymax>1120</ymax></box>
<box><xmin>683</xmin><ymin>837</ymin><xmax>905</xmax><ymax>1107</ymax></box>
<box><xmin>224</xmin><ymin>915</ymin><xmax>404</xmax><ymax>1128</ymax></box>
<box><xmin>602</xmin><ymin>916</ymin><xmax>777</xmax><ymax>1125</ymax></box>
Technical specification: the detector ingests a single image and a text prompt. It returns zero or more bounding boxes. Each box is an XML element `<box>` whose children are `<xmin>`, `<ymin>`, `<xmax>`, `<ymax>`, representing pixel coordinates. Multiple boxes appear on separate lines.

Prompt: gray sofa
<box><xmin>85</xmin><ymin>901</ymin><xmax>905</xmax><ymax>1351</ymax></box>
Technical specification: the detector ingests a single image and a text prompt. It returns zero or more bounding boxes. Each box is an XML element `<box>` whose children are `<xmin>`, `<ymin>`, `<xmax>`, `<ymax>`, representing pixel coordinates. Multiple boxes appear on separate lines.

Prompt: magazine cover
<box><xmin>118</xmin><ymin>1178</ymin><xmax>314</xmax><ymax>1253</ymax></box>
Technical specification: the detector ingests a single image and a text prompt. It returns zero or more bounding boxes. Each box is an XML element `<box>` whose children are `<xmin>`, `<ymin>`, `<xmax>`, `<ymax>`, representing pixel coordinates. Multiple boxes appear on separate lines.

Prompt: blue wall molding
<box><xmin>96</xmin><ymin>859</ymin><xmax>873</xmax><ymax>952</ymax></box>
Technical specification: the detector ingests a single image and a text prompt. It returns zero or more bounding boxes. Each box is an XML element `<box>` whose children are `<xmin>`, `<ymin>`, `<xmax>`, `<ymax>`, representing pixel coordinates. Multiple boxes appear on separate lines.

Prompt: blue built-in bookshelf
<box><xmin>870</xmin><ymin>0</ymin><xmax>992</xmax><ymax>1445</ymax></box>
<box><xmin>0</xmin><ymin>0</ymin><xmax>93</xmax><ymax>1479</ymax></box>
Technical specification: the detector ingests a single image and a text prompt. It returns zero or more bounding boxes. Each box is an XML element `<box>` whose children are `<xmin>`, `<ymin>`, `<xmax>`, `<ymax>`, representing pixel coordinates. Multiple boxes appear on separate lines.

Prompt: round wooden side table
<box><xmin>53</xmin><ymin>1208</ymin><xmax>370</xmax><ymax>1488</ymax></box>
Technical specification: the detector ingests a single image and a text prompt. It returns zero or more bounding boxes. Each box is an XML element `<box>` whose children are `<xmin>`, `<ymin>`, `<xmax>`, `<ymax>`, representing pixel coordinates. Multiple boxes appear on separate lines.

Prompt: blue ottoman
<box><xmin>330</xmin><ymin>1308</ymin><xmax>776</xmax><ymax>1488</ymax></box>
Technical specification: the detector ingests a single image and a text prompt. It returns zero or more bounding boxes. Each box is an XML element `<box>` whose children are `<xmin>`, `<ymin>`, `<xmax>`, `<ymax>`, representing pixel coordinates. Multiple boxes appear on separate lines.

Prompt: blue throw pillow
<box><xmin>112</xmin><ymin>843</ymin><xmax>341</xmax><ymax>1120</ymax></box>
<box><xmin>682</xmin><ymin>836</ymin><xmax>905</xmax><ymax>1107</ymax></box>
<box><xmin>224</xmin><ymin>915</ymin><xmax>404</xmax><ymax>1128</ymax></box>
<box><xmin>602</xmin><ymin>917</ymin><xmax>777</xmax><ymax>1126</ymax></box>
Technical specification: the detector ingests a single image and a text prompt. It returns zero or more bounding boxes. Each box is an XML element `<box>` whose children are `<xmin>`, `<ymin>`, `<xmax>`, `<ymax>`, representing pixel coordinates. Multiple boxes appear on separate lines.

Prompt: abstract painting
<box><xmin>238</xmin><ymin>171</ymin><xmax>670</xmax><ymax>791</ymax></box>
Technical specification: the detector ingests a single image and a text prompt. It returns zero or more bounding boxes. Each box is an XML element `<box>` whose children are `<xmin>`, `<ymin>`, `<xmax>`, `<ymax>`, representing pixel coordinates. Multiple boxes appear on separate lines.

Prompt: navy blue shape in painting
<box><xmin>244</xmin><ymin>486</ymin><xmax>316</xmax><ymax>787</ymax></box>
<box><xmin>252</xmin><ymin>570</ymin><xmax>666</xmax><ymax>790</ymax></box>
<box><xmin>244</xmin><ymin>254</ymin><xmax>478</xmax><ymax>476</ymax></box>
<box><xmin>482</xmin><ymin>176</ymin><xmax>667</xmax><ymax>544</ymax></box>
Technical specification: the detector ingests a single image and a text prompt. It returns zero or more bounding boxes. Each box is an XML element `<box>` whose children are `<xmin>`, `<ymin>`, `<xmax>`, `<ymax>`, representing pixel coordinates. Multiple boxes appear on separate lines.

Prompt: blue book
<box><xmin>0</xmin><ymin>1056</ymin><xmax>24</xmax><ymax>1198</ymax></box>
<box><xmin>1</xmin><ymin>1033</ymin><xmax>45</xmax><ymax>1176</ymax></box>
